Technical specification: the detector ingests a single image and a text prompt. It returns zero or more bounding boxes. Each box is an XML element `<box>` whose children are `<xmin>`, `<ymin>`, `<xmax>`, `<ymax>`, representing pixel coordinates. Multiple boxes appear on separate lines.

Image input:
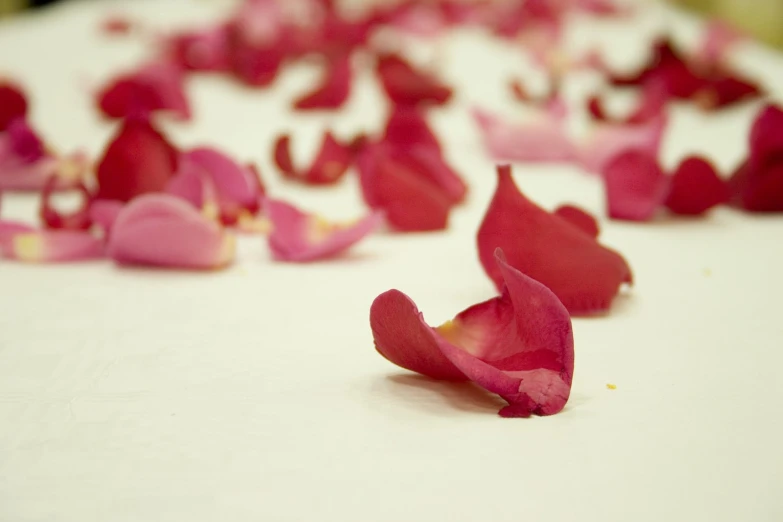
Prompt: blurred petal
<box><xmin>40</xmin><ymin>177</ymin><xmax>93</xmax><ymax>230</ymax></box>
<box><xmin>293</xmin><ymin>52</ymin><xmax>352</xmax><ymax>110</ymax></box>
<box><xmin>89</xmin><ymin>199</ymin><xmax>125</xmax><ymax>236</ymax></box>
<box><xmin>587</xmin><ymin>83</ymin><xmax>667</xmax><ymax>125</ymax></box>
<box><xmin>97</xmin><ymin>61</ymin><xmax>191</xmax><ymax>120</ymax></box>
<box><xmin>664</xmin><ymin>156</ymin><xmax>727</xmax><ymax>215</ymax></box>
<box><xmin>579</xmin><ymin>114</ymin><xmax>667</xmax><ymax>174</ymax></box>
<box><xmin>603</xmin><ymin>149</ymin><xmax>669</xmax><ymax>221</ymax></box>
<box><xmin>0</xmin><ymin>229</ymin><xmax>103</xmax><ymax>263</ymax></box>
<box><xmin>273</xmin><ymin>132</ymin><xmax>352</xmax><ymax>185</ymax></box>
<box><xmin>0</xmin><ymin>81</ymin><xmax>28</xmax><ymax>132</ymax></box>
<box><xmin>376</xmin><ymin>53</ymin><xmax>452</xmax><ymax>107</ymax></box>
<box><xmin>383</xmin><ymin>105</ymin><xmax>442</xmax><ymax>154</ymax></box>
<box><xmin>167</xmin><ymin>25</ymin><xmax>231</xmax><ymax>72</ymax></box>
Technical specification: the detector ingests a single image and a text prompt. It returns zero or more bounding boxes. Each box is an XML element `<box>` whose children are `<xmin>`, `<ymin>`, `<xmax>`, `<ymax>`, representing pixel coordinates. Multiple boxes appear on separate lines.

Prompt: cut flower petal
<box><xmin>664</xmin><ymin>156</ymin><xmax>727</xmax><ymax>215</ymax></box>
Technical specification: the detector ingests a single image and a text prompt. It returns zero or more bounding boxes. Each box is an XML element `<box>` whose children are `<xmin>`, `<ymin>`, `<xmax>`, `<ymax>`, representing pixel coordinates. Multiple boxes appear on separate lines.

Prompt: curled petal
<box><xmin>96</xmin><ymin>118</ymin><xmax>179</xmax><ymax>202</ymax></box>
<box><xmin>293</xmin><ymin>52</ymin><xmax>352</xmax><ymax>110</ymax></box>
<box><xmin>265</xmin><ymin>199</ymin><xmax>382</xmax><ymax>262</ymax></box>
<box><xmin>97</xmin><ymin>61</ymin><xmax>191</xmax><ymax>120</ymax></box>
<box><xmin>108</xmin><ymin>194</ymin><xmax>235</xmax><ymax>269</ymax></box>
<box><xmin>376</xmin><ymin>53</ymin><xmax>452</xmax><ymax>107</ymax></box>
<box><xmin>273</xmin><ymin>132</ymin><xmax>352</xmax><ymax>186</ymax></box>
<box><xmin>554</xmin><ymin>204</ymin><xmax>599</xmax><ymax>237</ymax></box>
<box><xmin>0</xmin><ymin>81</ymin><xmax>28</xmax><ymax>132</ymax></box>
<box><xmin>664</xmin><ymin>156</ymin><xmax>727</xmax><ymax>215</ymax></box>
<box><xmin>603</xmin><ymin>149</ymin><xmax>669</xmax><ymax>221</ymax></box>
<box><xmin>40</xmin><ymin>177</ymin><xmax>93</xmax><ymax>230</ymax></box>
<box><xmin>578</xmin><ymin>114</ymin><xmax>667</xmax><ymax>174</ymax></box>
<box><xmin>0</xmin><ymin>228</ymin><xmax>103</xmax><ymax>263</ymax></box>
<box><xmin>472</xmin><ymin>107</ymin><xmax>577</xmax><ymax>163</ymax></box>
<box><xmin>166</xmin><ymin>161</ymin><xmax>218</xmax><ymax>216</ymax></box>
<box><xmin>89</xmin><ymin>199</ymin><xmax>125</xmax><ymax>236</ymax></box>
<box><xmin>370</xmin><ymin>249</ymin><xmax>574</xmax><ymax>417</ymax></box>
<box><xmin>0</xmin><ymin>220</ymin><xmax>35</xmax><ymax>242</ymax></box>
<box><xmin>587</xmin><ymin>83</ymin><xmax>667</xmax><ymax>125</ymax></box>
<box><xmin>477</xmin><ymin>165</ymin><xmax>632</xmax><ymax>314</ymax></box>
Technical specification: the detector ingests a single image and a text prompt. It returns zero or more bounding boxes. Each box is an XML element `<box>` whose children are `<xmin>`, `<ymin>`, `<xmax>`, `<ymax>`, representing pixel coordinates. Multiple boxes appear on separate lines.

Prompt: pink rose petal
<box><xmin>0</xmin><ymin>227</ymin><xmax>104</xmax><ymax>263</ymax></box>
<box><xmin>265</xmin><ymin>198</ymin><xmax>382</xmax><ymax>262</ymax></box>
<box><xmin>108</xmin><ymin>194</ymin><xmax>236</xmax><ymax>270</ymax></box>
<box><xmin>97</xmin><ymin>61</ymin><xmax>191</xmax><ymax>120</ymax></box>
<box><xmin>89</xmin><ymin>199</ymin><xmax>125</xmax><ymax>236</ymax></box>
<box><xmin>578</xmin><ymin>113</ymin><xmax>667</xmax><ymax>174</ymax></box>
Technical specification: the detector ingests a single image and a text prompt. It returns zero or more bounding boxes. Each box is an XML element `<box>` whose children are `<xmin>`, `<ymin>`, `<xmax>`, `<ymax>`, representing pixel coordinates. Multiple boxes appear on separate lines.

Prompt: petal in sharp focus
<box><xmin>108</xmin><ymin>194</ymin><xmax>235</xmax><ymax>269</ymax></box>
<box><xmin>553</xmin><ymin>204</ymin><xmax>600</xmax><ymax>237</ymax></box>
<box><xmin>376</xmin><ymin>53</ymin><xmax>452</xmax><ymax>107</ymax></box>
<box><xmin>477</xmin><ymin>165</ymin><xmax>632</xmax><ymax>315</ymax></box>
<box><xmin>273</xmin><ymin>132</ymin><xmax>353</xmax><ymax>186</ymax></box>
<box><xmin>0</xmin><ymin>81</ymin><xmax>28</xmax><ymax>132</ymax></box>
<box><xmin>0</xmin><ymin>228</ymin><xmax>104</xmax><ymax>263</ymax></box>
<box><xmin>664</xmin><ymin>156</ymin><xmax>728</xmax><ymax>215</ymax></box>
<box><xmin>97</xmin><ymin>61</ymin><xmax>191</xmax><ymax>120</ymax></box>
<box><xmin>603</xmin><ymin>149</ymin><xmax>669</xmax><ymax>221</ymax></box>
<box><xmin>265</xmin><ymin>198</ymin><xmax>382</xmax><ymax>262</ymax></box>
<box><xmin>96</xmin><ymin>117</ymin><xmax>179</xmax><ymax>202</ymax></box>
<box><xmin>292</xmin><ymin>52</ymin><xmax>352</xmax><ymax>110</ymax></box>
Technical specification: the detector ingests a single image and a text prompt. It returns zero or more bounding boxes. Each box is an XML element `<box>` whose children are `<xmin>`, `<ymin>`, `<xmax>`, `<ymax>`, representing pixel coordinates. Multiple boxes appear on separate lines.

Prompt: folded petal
<box><xmin>40</xmin><ymin>177</ymin><xmax>93</xmax><ymax>230</ymax></box>
<box><xmin>108</xmin><ymin>194</ymin><xmax>235</xmax><ymax>269</ymax></box>
<box><xmin>578</xmin><ymin>113</ymin><xmax>667</xmax><ymax>174</ymax></box>
<box><xmin>376</xmin><ymin>53</ymin><xmax>452</xmax><ymax>107</ymax></box>
<box><xmin>0</xmin><ymin>81</ymin><xmax>28</xmax><ymax>132</ymax></box>
<box><xmin>97</xmin><ymin>61</ymin><xmax>191</xmax><ymax>120</ymax></box>
<box><xmin>0</xmin><ymin>228</ymin><xmax>104</xmax><ymax>263</ymax></box>
<box><xmin>477</xmin><ymin>165</ymin><xmax>632</xmax><ymax>314</ymax></box>
<box><xmin>553</xmin><ymin>204</ymin><xmax>599</xmax><ymax>237</ymax></box>
<box><xmin>370</xmin><ymin>249</ymin><xmax>574</xmax><ymax>417</ymax></box>
<box><xmin>273</xmin><ymin>132</ymin><xmax>352</xmax><ymax>186</ymax></box>
<box><xmin>664</xmin><ymin>156</ymin><xmax>727</xmax><ymax>215</ymax></box>
<box><xmin>472</xmin><ymin>107</ymin><xmax>577</xmax><ymax>163</ymax></box>
<box><xmin>265</xmin><ymin>198</ymin><xmax>381</xmax><ymax>262</ymax></box>
<box><xmin>96</xmin><ymin>118</ymin><xmax>179</xmax><ymax>202</ymax></box>
<box><xmin>293</xmin><ymin>52</ymin><xmax>352</xmax><ymax>110</ymax></box>
<box><xmin>603</xmin><ymin>149</ymin><xmax>669</xmax><ymax>221</ymax></box>
<box><xmin>4</xmin><ymin>119</ymin><xmax>45</xmax><ymax>163</ymax></box>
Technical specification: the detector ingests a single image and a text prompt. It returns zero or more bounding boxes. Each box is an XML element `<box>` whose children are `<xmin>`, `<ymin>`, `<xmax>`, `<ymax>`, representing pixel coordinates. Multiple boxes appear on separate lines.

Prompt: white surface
<box><xmin>1</xmin><ymin>1</ymin><xmax>783</xmax><ymax>521</ymax></box>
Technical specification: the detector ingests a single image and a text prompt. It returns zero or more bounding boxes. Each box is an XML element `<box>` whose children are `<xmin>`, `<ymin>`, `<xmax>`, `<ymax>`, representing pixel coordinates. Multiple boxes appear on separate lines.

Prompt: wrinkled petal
<box><xmin>265</xmin><ymin>198</ymin><xmax>382</xmax><ymax>262</ymax></box>
<box><xmin>477</xmin><ymin>165</ymin><xmax>632</xmax><ymax>314</ymax></box>
<box><xmin>0</xmin><ymin>81</ymin><xmax>28</xmax><ymax>132</ymax></box>
<box><xmin>472</xmin><ymin>107</ymin><xmax>577</xmax><ymax>163</ymax></box>
<box><xmin>553</xmin><ymin>204</ymin><xmax>599</xmax><ymax>237</ymax></box>
<box><xmin>578</xmin><ymin>114</ymin><xmax>667</xmax><ymax>174</ymax></box>
<box><xmin>273</xmin><ymin>132</ymin><xmax>352</xmax><ymax>186</ymax></box>
<box><xmin>603</xmin><ymin>149</ymin><xmax>669</xmax><ymax>221</ymax></box>
<box><xmin>664</xmin><ymin>156</ymin><xmax>727</xmax><ymax>215</ymax></box>
<box><xmin>370</xmin><ymin>249</ymin><xmax>574</xmax><ymax>417</ymax></box>
<box><xmin>0</xmin><ymin>228</ymin><xmax>103</xmax><ymax>263</ymax></box>
<box><xmin>97</xmin><ymin>61</ymin><xmax>191</xmax><ymax>120</ymax></box>
<box><xmin>376</xmin><ymin>53</ymin><xmax>452</xmax><ymax>107</ymax></box>
<box><xmin>40</xmin><ymin>177</ymin><xmax>93</xmax><ymax>230</ymax></box>
<box><xmin>96</xmin><ymin>118</ymin><xmax>179</xmax><ymax>202</ymax></box>
<box><xmin>89</xmin><ymin>199</ymin><xmax>125</xmax><ymax>236</ymax></box>
<box><xmin>293</xmin><ymin>52</ymin><xmax>352</xmax><ymax>110</ymax></box>
<box><xmin>108</xmin><ymin>194</ymin><xmax>235</xmax><ymax>269</ymax></box>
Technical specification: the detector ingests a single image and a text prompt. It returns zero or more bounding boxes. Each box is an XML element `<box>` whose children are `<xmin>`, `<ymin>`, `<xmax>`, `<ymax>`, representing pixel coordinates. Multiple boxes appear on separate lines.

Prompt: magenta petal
<box><xmin>603</xmin><ymin>149</ymin><xmax>669</xmax><ymax>221</ymax></box>
<box><xmin>579</xmin><ymin>114</ymin><xmax>667</xmax><ymax>174</ymax></box>
<box><xmin>40</xmin><ymin>177</ymin><xmax>93</xmax><ymax>230</ymax></box>
<box><xmin>0</xmin><ymin>151</ymin><xmax>88</xmax><ymax>192</ymax></box>
<box><xmin>0</xmin><ymin>228</ymin><xmax>103</xmax><ymax>263</ymax></box>
<box><xmin>89</xmin><ymin>199</ymin><xmax>125</xmax><ymax>236</ymax></box>
<box><xmin>97</xmin><ymin>61</ymin><xmax>191</xmax><ymax>120</ymax></box>
<box><xmin>472</xmin><ymin>108</ymin><xmax>577</xmax><ymax>162</ymax></box>
<box><xmin>108</xmin><ymin>194</ymin><xmax>235</xmax><ymax>269</ymax></box>
<box><xmin>266</xmin><ymin>198</ymin><xmax>382</xmax><ymax>262</ymax></box>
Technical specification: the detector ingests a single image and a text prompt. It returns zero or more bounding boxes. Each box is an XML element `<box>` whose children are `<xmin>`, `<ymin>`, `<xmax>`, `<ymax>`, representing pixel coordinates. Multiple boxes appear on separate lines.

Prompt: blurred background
<box><xmin>1</xmin><ymin>0</ymin><xmax>782</xmax><ymax>48</ymax></box>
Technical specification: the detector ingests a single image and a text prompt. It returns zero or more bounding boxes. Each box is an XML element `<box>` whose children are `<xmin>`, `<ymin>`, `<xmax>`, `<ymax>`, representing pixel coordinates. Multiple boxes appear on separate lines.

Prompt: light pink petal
<box><xmin>603</xmin><ymin>149</ymin><xmax>669</xmax><ymax>221</ymax></box>
<box><xmin>89</xmin><ymin>199</ymin><xmax>125</xmax><ymax>236</ymax></box>
<box><xmin>0</xmin><ymin>228</ymin><xmax>104</xmax><ymax>263</ymax></box>
<box><xmin>108</xmin><ymin>194</ymin><xmax>235</xmax><ymax>270</ymax></box>
<box><xmin>0</xmin><ymin>220</ymin><xmax>35</xmax><ymax>242</ymax></box>
<box><xmin>0</xmin><ymin>151</ymin><xmax>88</xmax><ymax>192</ymax></box>
<box><xmin>579</xmin><ymin>114</ymin><xmax>667</xmax><ymax>174</ymax></box>
<box><xmin>472</xmin><ymin>107</ymin><xmax>577</xmax><ymax>163</ymax></box>
<box><xmin>266</xmin><ymin>198</ymin><xmax>382</xmax><ymax>262</ymax></box>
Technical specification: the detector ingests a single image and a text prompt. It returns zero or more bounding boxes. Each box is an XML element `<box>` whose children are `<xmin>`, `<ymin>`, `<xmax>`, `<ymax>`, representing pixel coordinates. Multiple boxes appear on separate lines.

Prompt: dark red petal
<box><xmin>273</xmin><ymin>135</ymin><xmax>295</xmax><ymax>176</ymax></box>
<box><xmin>5</xmin><ymin>119</ymin><xmax>45</xmax><ymax>163</ymax></box>
<box><xmin>40</xmin><ymin>177</ymin><xmax>93</xmax><ymax>230</ymax></box>
<box><xmin>97</xmin><ymin>61</ymin><xmax>190</xmax><ymax>120</ymax></box>
<box><xmin>695</xmin><ymin>72</ymin><xmax>761</xmax><ymax>110</ymax></box>
<box><xmin>95</xmin><ymin>118</ymin><xmax>179</xmax><ymax>202</ymax></box>
<box><xmin>383</xmin><ymin>105</ymin><xmax>442</xmax><ymax>155</ymax></box>
<box><xmin>477</xmin><ymin>165</ymin><xmax>632</xmax><ymax>315</ymax></box>
<box><xmin>729</xmin><ymin>160</ymin><xmax>783</xmax><ymax>213</ymax></box>
<box><xmin>749</xmin><ymin>104</ymin><xmax>783</xmax><ymax>162</ymax></box>
<box><xmin>293</xmin><ymin>52</ymin><xmax>352</xmax><ymax>110</ymax></box>
<box><xmin>370</xmin><ymin>289</ymin><xmax>468</xmax><ymax>381</ymax></box>
<box><xmin>376</xmin><ymin>53</ymin><xmax>452</xmax><ymax>107</ymax></box>
<box><xmin>603</xmin><ymin>149</ymin><xmax>669</xmax><ymax>221</ymax></box>
<box><xmin>664</xmin><ymin>156</ymin><xmax>727</xmax><ymax>215</ymax></box>
<box><xmin>554</xmin><ymin>204</ymin><xmax>600</xmax><ymax>237</ymax></box>
<box><xmin>0</xmin><ymin>82</ymin><xmax>28</xmax><ymax>132</ymax></box>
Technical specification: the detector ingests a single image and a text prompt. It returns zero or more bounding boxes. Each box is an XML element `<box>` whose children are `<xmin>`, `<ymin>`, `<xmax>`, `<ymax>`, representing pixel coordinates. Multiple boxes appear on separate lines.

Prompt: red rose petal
<box><xmin>40</xmin><ymin>177</ymin><xmax>93</xmax><ymax>230</ymax></box>
<box><xmin>0</xmin><ymin>82</ymin><xmax>28</xmax><ymax>132</ymax></box>
<box><xmin>749</xmin><ymin>104</ymin><xmax>783</xmax><ymax>162</ymax></box>
<box><xmin>603</xmin><ymin>149</ymin><xmax>669</xmax><ymax>221</ymax></box>
<box><xmin>5</xmin><ymin>119</ymin><xmax>45</xmax><ymax>163</ymax></box>
<box><xmin>370</xmin><ymin>249</ymin><xmax>574</xmax><ymax>417</ymax></box>
<box><xmin>108</xmin><ymin>194</ymin><xmax>235</xmax><ymax>270</ymax></box>
<box><xmin>265</xmin><ymin>198</ymin><xmax>382</xmax><ymax>262</ymax></box>
<box><xmin>293</xmin><ymin>52</ymin><xmax>352</xmax><ymax>110</ymax></box>
<box><xmin>729</xmin><ymin>160</ymin><xmax>783</xmax><ymax>213</ymax></box>
<box><xmin>587</xmin><ymin>83</ymin><xmax>667</xmax><ymax>125</ymax></box>
<box><xmin>226</xmin><ymin>1</ymin><xmax>287</xmax><ymax>87</ymax></box>
<box><xmin>553</xmin><ymin>204</ymin><xmax>600</xmax><ymax>238</ymax></box>
<box><xmin>273</xmin><ymin>132</ymin><xmax>353</xmax><ymax>186</ymax></box>
<box><xmin>664</xmin><ymin>156</ymin><xmax>728</xmax><ymax>215</ymax></box>
<box><xmin>376</xmin><ymin>53</ymin><xmax>452</xmax><ymax>107</ymax></box>
<box><xmin>0</xmin><ymin>228</ymin><xmax>103</xmax><ymax>263</ymax></box>
<box><xmin>578</xmin><ymin>113</ymin><xmax>667</xmax><ymax>174</ymax></box>
<box><xmin>477</xmin><ymin>165</ymin><xmax>632</xmax><ymax>314</ymax></box>
<box><xmin>97</xmin><ymin>61</ymin><xmax>191</xmax><ymax>120</ymax></box>
<box><xmin>95</xmin><ymin>118</ymin><xmax>179</xmax><ymax>202</ymax></box>
<box><xmin>383</xmin><ymin>105</ymin><xmax>442</xmax><ymax>155</ymax></box>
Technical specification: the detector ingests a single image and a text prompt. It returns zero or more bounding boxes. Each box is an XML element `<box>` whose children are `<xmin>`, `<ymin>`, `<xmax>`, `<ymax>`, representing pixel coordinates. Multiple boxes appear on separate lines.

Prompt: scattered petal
<box><xmin>273</xmin><ymin>132</ymin><xmax>353</xmax><ymax>185</ymax></box>
<box><xmin>553</xmin><ymin>204</ymin><xmax>600</xmax><ymax>237</ymax></box>
<box><xmin>40</xmin><ymin>177</ymin><xmax>93</xmax><ymax>230</ymax></box>
<box><xmin>376</xmin><ymin>53</ymin><xmax>452</xmax><ymax>107</ymax></box>
<box><xmin>0</xmin><ymin>228</ymin><xmax>103</xmax><ymax>263</ymax></box>
<box><xmin>664</xmin><ymin>156</ymin><xmax>727</xmax><ymax>215</ymax></box>
<box><xmin>603</xmin><ymin>149</ymin><xmax>669</xmax><ymax>221</ymax></box>
<box><xmin>265</xmin><ymin>198</ymin><xmax>382</xmax><ymax>262</ymax></box>
<box><xmin>578</xmin><ymin>114</ymin><xmax>667</xmax><ymax>174</ymax></box>
<box><xmin>749</xmin><ymin>104</ymin><xmax>783</xmax><ymax>162</ymax></box>
<box><xmin>167</xmin><ymin>25</ymin><xmax>231</xmax><ymax>72</ymax></box>
<box><xmin>97</xmin><ymin>61</ymin><xmax>191</xmax><ymax>120</ymax></box>
<box><xmin>293</xmin><ymin>52</ymin><xmax>352</xmax><ymax>110</ymax></box>
<box><xmin>383</xmin><ymin>105</ymin><xmax>442</xmax><ymax>154</ymax></box>
<box><xmin>89</xmin><ymin>199</ymin><xmax>125</xmax><ymax>236</ymax></box>
<box><xmin>477</xmin><ymin>165</ymin><xmax>632</xmax><ymax>314</ymax></box>
<box><xmin>108</xmin><ymin>194</ymin><xmax>235</xmax><ymax>270</ymax></box>
<box><xmin>0</xmin><ymin>81</ymin><xmax>28</xmax><ymax>132</ymax></box>
<box><xmin>587</xmin><ymin>83</ymin><xmax>667</xmax><ymax>125</ymax></box>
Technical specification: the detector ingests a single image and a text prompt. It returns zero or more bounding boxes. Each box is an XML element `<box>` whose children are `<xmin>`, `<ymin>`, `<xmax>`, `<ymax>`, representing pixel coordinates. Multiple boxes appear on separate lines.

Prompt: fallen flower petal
<box><xmin>293</xmin><ymin>52</ymin><xmax>352</xmax><ymax>110</ymax></box>
<box><xmin>371</xmin><ymin>248</ymin><xmax>574</xmax><ymax>417</ymax></box>
<box><xmin>167</xmin><ymin>25</ymin><xmax>231</xmax><ymax>72</ymax></box>
<box><xmin>265</xmin><ymin>198</ymin><xmax>382</xmax><ymax>262</ymax></box>
<box><xmin>40</xmin><ymin>177</ymin><xmax>93</xmax><ymax>230</ymax></box>
<box><xmin>273</xmin><ymin>132</ymin><xmax>352</xmax><ymax>186</ymax></box>
<box><xmin>97</xmin><ymin>61</ymin><xmax>191</xmax><ymax>120</ymax></box>
<box><xmin>96</xmin><ymin>117</ymin><xmax>179</xmax><ymax>202</ymax></box>
<box><xmin>477</xmin><ymin>165</ymin><xmax>632</xmax><ymax>314</ymax></box>
<box><xmin>376</xmin><ymin>53</ymin><xmax>452</xmax><ymax>107</ymax></box>
<box><xmin>603</xmin><ymin>149</ymin><xmax>669</xmax><ymax>221</ymax></box>
<box><xmin>664</xmin><ymin>156</ymin><xmax>727</xmax><ymax>215</ymax></box>
<box><xmin>383</xmin><ymin>105</ymin><xmax>442</xmax><ymax>155</ymax></box>
<box><xmin>0</xmin><ymin>82</ymin><xmax>28</xmax><ymax>132</ymax></box>
<box><xmin>4</xmin><ymin>119</ymin><xmax>45</xmax><ymax>163</ymax></box>
<box><xmin>0</xmin><ymin>151</ymin><xmax>89</xmax><ymax>192</ymax></box>
<box><xmin>0</xmin><ymin>228</ymin><xmax>103</xmax><ymax>263</ymax></box>
<box><xmin>553</xmin><ymin>204</ymin><xmax>600</xmax><ymax>238</ymax></box>
<box><xmin>587</xmin><ymin>83</ymin><xmax>667</xmax><ymax>125</ymax></box>
<box><xmin>578</xmin><ymin>114</ymin><xmax>667</xmax><ymax>174</ymax></box>
<box><xmin>749</xmin><ymin>104</ymin><xmax>783</xmax><ymax>162</ymax></box>
<box><xmin>108</xmin><ymin>194</ymin><xmax>235</xmax><ymax>269</ymax></box>
<box><xmin>89</xmin><ymin>199</ymin><xmax>125</xmax><ymax>236</ymax></box>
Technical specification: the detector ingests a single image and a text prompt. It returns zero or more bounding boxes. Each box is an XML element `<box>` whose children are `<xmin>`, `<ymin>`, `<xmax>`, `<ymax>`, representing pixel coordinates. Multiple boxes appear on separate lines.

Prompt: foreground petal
<box><xmin>603</xmin><ymin>149</ymin><xmax>669</xmax><ymax>221</ymax></box>
<box><xmin>108</xmin><ymin>194</ymin><xmax>235</xmax><ymax>269</ymax></box>
<box><xmin>664</xmin><ymin>156</ymin><xmax>727</xmax><ymax>215</ymax></box>
<box><xmin>266</xmin><ymin>199</ymin><xmax>381</xmax><ymax>262</ymax></box>
<box><xmin>477</xmin><ymin>165</ymin><xmax>632</xmax><ymax>314</ymax></box>
<box><xmin>89</xmin><ymin>199</ymin><xmax>125</xmax><ymax>236</ymax></box>
<box><xmin>553</xmin><ymin>204</ymin><xmax>600</xmax><ymax>237</ymax></box>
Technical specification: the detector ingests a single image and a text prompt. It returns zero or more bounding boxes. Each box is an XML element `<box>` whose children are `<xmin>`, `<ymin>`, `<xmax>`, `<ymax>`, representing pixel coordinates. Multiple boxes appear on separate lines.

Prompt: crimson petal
<box><xmin>293</xmin><ymin>52</ymin><xmax>352</xmax><ymax>110</ymax></box>
<box><xmin>0</xmin><ymin>81</ymin><xmax>28</xmax><ymax>132</ymax></box>
<box><xmin>376</xmin><ymin>53</ymin><xmax>452</xmax><ymax>107</ymax></box>
<box><xmin>383</xmin><ymin>105</ymin><xmax>442</xmax><ymax>154</ymax></box>
<box><xmin>273</xmin><ymin>132</ymin><xmax>352</xmax><ymax>186</ymax></box>
<box><xmin>97</xmin><ymin>61</ymin><xmax>191</xmax><ymax>120</ymax></box>
<box><xmin>40</xmin><ymin>177</ymin><xmax>93</xmax><ymax>230</ymax></box>
<box><xmin>553</xmin><ymin>204</ymin><xmax>600</xmax><ymax>238</ymax></box>
<box><xmin>603</xmin><ymin>149</ymin><xmax>669</xmax><ymax>221</ymax></box>
<box><xmin>664</xmin><ymin>156</ymin><xmax>727</xmax><ymax>215</ymax></box>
